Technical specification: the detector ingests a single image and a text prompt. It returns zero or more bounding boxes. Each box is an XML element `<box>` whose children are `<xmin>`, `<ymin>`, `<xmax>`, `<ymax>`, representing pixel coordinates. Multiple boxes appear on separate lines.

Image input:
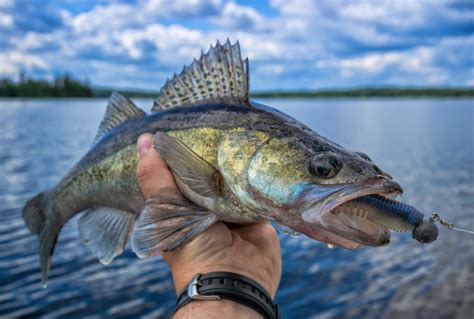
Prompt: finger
<box><xmin>136</xmin><ymin>133</ymin><xmax>181</xmax><ymax>199</ymax></box>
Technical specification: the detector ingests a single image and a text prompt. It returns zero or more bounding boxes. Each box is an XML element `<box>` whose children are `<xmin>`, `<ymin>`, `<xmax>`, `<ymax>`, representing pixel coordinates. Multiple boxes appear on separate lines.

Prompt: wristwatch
<box><xmin>175</xmin><ymin>272</ymin><xmax>280</xmax><ymax>319</ymax></box>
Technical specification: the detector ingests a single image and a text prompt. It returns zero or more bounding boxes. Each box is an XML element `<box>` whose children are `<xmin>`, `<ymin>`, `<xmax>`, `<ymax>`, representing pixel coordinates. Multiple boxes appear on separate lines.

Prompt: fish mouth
<box><xmin>299</xmin><ymin>178</ymin><xmax>403</xmax><ymax>249</ymax></box>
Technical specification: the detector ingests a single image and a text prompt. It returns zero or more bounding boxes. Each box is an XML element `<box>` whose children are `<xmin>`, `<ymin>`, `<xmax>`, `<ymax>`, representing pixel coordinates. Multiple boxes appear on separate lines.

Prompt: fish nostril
<box><xmin>371</xmin><ymin>164</ymin><xmax>393</xmax><ymax>180</ymax></box>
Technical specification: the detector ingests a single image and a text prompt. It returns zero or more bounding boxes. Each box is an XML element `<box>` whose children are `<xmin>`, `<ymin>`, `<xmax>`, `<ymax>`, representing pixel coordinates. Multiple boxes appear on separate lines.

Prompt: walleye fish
<box><xmin>22</xmin><ymin>40</ymin><xmax>437</xmax><ymax>283</ymax></box>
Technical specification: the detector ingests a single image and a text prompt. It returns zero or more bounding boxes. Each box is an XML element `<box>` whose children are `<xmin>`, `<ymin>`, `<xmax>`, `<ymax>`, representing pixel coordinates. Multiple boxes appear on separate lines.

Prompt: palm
<box><xmin>163</xmin><ymin>221</ymin><xmax>281</xmax><ymax>297</ymax></box>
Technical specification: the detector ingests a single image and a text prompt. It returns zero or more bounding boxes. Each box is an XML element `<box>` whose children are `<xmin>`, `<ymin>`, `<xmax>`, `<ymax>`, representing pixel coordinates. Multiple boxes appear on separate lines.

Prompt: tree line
<box><xmin>0</xmin><ymin>73</ymin><xmax>93</xmax><ymax>97</ymax></box>
<box><xmin>252</xmin><ymin>87</ymin><xmax>474</xmax><ymax>98</ymax></box>
<box><xmin>1</xmin><ymin>73</ymin><xmax>472</xmax><ymax>98</ymax></box>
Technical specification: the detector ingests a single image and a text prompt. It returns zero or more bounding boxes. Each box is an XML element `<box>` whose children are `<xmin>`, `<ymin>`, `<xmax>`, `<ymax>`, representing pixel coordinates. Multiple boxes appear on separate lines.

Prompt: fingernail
<box><xmin>137</xmin><ymin>134</ymin><xmax>152</xmax><ymax>158</ymax></box>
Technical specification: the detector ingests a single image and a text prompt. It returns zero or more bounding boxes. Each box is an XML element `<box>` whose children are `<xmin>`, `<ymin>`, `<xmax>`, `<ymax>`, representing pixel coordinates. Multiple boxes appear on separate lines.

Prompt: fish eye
<box><xmin>309</xmin><ymin>153</ymin><xmax>342</xmax><ymax>179</ymax></box>
<box><xmin>356</xmin><ymin>151</ymin><xmax>372</xmax><ymax>162</ymax></box>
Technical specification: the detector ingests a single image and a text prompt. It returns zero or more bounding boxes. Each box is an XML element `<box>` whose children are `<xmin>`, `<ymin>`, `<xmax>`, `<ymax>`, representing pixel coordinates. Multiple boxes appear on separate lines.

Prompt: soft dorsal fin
<box><xmin>152</xmin><ymin>39</ymin><xmax>249</xmax><ymax>112</ymax></box>
<box><xmin>95</xmin><ymin>92</ymin><xmax>145</xmax><ymax>142</ymax></box>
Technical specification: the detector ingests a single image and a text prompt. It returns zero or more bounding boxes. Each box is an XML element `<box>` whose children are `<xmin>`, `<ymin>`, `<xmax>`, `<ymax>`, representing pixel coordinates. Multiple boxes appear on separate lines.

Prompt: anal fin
<box><xmin>131</xmin><ymin>191</ymin><xmax>217</xmax><ymax>258</ymax></box>
<box><xmin>78</xmin><ymin>208</ymin><xmax>135</xmax><ymax>265</ymax></box>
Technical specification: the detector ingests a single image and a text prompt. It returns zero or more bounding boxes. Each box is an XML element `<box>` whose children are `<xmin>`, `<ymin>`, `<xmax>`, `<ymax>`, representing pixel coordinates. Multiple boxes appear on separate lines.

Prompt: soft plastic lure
<box><xmin>334</xmin><ymin>194</ymin><xmax>439</xmax><ymax>244</ymax></box>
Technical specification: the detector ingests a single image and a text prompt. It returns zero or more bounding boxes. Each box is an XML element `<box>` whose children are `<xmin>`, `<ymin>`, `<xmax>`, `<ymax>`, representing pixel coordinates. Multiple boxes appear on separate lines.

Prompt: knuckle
<box><xmin>261</xmin><ymin>223</ymin><xmax>278</xmax><ymax>238</ymax></box>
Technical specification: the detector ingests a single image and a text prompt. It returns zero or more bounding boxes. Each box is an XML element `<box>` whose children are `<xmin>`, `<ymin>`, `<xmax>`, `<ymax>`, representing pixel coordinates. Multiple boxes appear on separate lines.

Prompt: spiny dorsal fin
<box><xmin>95</xmin><ymin>92</ymin><xmax>145</xmax><ymax>142</ymax></box>
<box><xmin>152</xmin><ymin>39</ymin><xmax>249</xmax><ymax>112</ymax></box>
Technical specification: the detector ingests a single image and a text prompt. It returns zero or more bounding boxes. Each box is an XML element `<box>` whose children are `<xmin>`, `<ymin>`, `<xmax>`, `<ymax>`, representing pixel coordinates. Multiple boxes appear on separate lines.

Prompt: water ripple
<box><xmin>0</xmin><ymin>98</ymin><xmax>473</xmax><ymax>318</ymax></box>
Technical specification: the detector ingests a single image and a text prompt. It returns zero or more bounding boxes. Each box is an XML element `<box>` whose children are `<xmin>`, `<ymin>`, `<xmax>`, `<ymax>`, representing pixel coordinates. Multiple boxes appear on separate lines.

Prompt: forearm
<box><xmin>174</xmin><ymin>299</ymin><xmax>263</xmax><ymax>319</ymax></box>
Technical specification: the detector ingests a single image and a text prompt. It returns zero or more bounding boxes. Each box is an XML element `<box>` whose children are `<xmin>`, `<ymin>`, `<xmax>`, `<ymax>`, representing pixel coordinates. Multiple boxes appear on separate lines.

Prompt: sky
<box><xmin>0</xmin><ymin>0</ymin><xmax>473</xmax><ymax>91</ymax></box>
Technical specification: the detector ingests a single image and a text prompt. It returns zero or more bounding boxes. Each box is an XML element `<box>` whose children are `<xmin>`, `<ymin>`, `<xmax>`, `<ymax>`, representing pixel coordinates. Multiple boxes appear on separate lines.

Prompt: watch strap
<box><xmin>175</xmin><ymin>272</ymin><xmax>279</xmax><ymax>319</ymax></box>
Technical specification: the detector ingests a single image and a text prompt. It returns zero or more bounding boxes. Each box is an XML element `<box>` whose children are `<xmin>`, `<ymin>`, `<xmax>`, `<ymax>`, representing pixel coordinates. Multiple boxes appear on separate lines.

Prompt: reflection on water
<box><xmin>0</xmin><ymin>98</ymin><xmax>473</xmax><ymax>318</ymax></box>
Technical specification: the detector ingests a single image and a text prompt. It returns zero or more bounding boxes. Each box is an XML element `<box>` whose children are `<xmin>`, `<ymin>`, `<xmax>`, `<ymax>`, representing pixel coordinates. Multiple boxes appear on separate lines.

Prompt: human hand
<box><xmin>136</xmin><ymin>133</ymin><xmax>282</xmax><ymax>299</ymax></box>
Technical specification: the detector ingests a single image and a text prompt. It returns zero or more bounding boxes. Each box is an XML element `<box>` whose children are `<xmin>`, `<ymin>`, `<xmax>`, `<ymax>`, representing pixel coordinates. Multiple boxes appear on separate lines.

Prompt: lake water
<box><xmin>0</xmin><ymin>98</ymin><xmax>473</xmax><ymax>318</ymax></box>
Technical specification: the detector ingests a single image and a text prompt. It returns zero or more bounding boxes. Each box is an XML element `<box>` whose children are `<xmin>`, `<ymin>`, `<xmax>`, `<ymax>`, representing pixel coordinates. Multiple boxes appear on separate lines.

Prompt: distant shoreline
<box><xmin>2</xmin><ymin>88</ymin><xmax>472</xmax><ymax>99</ymax></box>
<box><xmin>1</xmin><ymin>75</ymin><xmax>473</xmax><ymax>98</ymax></box>
<box><xmin>252</xmin><ymin>88</ymin><xmax>474</xmax><ymax>98</ymax></box>
<box><xmin>1</xmin><ymin>90</ymin><xmax>473</xmax><ymax>99</ymax></box>
<box><xmin>1</xmin><ymin>90</ymin><xmax>472</xmax><ymax>99</ymax></box>
<box><xmin>93</xmin><ymin>87</ymin><xmax>474</xmax><ymax>98</ymax></box>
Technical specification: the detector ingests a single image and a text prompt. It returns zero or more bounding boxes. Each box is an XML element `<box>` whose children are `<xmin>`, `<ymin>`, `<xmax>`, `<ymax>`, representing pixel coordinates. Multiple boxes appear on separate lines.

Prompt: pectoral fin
<box><xmin>131</xmin><ymin>190</ymin><xmax>217</xmax><ymax>258</ymax></box>
<box><xmin>153</xmin><ymin>132</ymin><xmax>222</xmax><ymax>200</ymax></box>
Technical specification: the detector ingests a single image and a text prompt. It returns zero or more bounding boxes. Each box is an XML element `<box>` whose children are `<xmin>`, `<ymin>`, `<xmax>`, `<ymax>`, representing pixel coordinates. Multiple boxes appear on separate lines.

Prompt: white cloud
<box><xmin>0</xmin><ymin>12</ymin><xmax>13</xmax><ymax>28</ymax></box>
<box><xmin>210</xmin><ymin>2</ymin><xmax>264</xmax><ymax>29</ymax></box>
<box><xmin>255</xmin><ymin>63</ymin><xmax>286</xmax><ymax>75</ymax></box>
<box><xmin>270</xmin><ymin>0</ymin><xmax>319</xmax><ymax>17</ymax></box>
<box><xmin>119</xmin><ymin>24</ymin><xmax>205</xmax><ymax>63</ymax></box>
<box><xmin>0</xmin><ymin>51</ymin><xmax>49</xmax><ymax>77</ymax></box>
<box><xmin>340</xmin><ymin>1</ymin><xmax>426</xmax><ymax>27</ymax></box>
<box><xmin>70</xmin><ymin>3</ymin><xmax>135</xmax><ymax>34</ymax></box>
<box><xmin>0</xmin><ymin>0</ymin><xmax>472</xmax><ymax>90</ymax></box>
<box><xmin>340</xmin><ymin>53</ymin><xmax>403</xmax><ymax>74</ymax></box>
<box><xmin>69</xmin><ymin>0</ymin><xmax>222</xmax><ymax>34</ymax></box>
<box><xmin>336</xmin><ymin>47</ymin><xmax>436</xmax><ymax>75</ymax></box>
<box><xmin>143</xmin><ymin>0</ymin><xmax>221</xmax><ymax>18</ymax></box>
<box><xmin>0</xmin><ymin>0</ymin><xmax>14</xmax><ymax>9</ymax></box>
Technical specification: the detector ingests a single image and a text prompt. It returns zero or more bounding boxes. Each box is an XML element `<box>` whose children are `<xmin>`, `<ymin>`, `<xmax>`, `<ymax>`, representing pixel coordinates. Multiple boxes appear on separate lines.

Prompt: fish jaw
<box><xmin>296</xmin><ymin>178</ymin><xmax>402</xmax><ymax>248</ymax></box>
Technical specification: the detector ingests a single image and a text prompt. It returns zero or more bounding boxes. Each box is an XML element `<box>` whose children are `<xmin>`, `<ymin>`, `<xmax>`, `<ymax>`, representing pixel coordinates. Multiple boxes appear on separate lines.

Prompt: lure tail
<box><xmin>338</xmin><ymin>195</ymin><xmax>438</xmax><ymax>244</ymax></box>
<box><xmin>22</xmin><ymin>192</ymin><xmax>59</xmax><ymax>286</ymax></box>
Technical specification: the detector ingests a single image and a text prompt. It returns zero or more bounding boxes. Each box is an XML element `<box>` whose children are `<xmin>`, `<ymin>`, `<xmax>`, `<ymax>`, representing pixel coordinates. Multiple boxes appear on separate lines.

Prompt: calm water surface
<box><xmin>0</xmin><ymin>98</ymin><xmax>473</xmax><ymax>318</ymax></box>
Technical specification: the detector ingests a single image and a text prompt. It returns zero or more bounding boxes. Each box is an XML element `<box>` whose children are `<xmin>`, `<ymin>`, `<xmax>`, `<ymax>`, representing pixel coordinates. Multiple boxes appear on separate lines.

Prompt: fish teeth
<box><xmin>388</xmin><ymin>193</ymin><xmax>400</xmax><ymax>200</ymax></box>
<box><xmin>327</xmin><ymin>243</ymin><xmax>336</xmax><ymax>249</ymax></box>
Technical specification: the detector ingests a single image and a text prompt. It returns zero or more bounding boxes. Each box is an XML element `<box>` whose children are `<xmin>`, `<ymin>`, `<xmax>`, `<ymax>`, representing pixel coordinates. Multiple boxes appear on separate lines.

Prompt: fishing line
<box><xmin>429</xmin><ymin>213</ymin><xmax>474</xmax><ymax>235</ymax></box>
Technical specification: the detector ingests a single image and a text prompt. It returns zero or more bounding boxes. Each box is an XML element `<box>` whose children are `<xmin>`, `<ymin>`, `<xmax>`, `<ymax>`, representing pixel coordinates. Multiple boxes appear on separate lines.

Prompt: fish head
<box><xmin>246</xmin><ymin>134</ymin><xmax>402</xmax><ymax>249</ymax></box>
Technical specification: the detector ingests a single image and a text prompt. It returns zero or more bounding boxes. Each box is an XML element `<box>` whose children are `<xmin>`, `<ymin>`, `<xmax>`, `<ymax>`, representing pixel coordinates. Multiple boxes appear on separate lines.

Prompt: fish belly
<box><xmin>46</xmin><ymin>144</ymin><xmax>144</xmax><ymax>227</ymax></box>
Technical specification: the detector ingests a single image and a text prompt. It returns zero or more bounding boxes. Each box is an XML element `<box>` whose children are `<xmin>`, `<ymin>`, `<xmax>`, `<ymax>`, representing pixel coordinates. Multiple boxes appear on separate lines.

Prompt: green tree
<box><xmin>0</xmin><ymin>73</ymin><xmax>93</xmax><ymax>97</ymax></box>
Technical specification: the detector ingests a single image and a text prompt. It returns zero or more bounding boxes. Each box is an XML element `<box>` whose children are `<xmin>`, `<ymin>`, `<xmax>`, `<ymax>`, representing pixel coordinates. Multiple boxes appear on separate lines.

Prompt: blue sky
<box><xmin>0</xmin><ymin>0</ymin><xmax>473</xmax><ymax>91</ymax></box>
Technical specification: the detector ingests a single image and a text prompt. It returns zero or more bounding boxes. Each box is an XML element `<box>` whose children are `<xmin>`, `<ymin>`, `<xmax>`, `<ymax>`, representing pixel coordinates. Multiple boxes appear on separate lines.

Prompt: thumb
<box><xmin>136</xmin><ymin>133</ymin><xmax>182</xmax><ymax>199</ymax></box>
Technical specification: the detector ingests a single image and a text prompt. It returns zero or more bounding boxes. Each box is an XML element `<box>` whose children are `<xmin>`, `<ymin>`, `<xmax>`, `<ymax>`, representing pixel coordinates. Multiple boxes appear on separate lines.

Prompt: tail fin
<box><xmin>22</xmin><ymin>192</ymin><xmax>59</xmax><ymax>286</ymax></box>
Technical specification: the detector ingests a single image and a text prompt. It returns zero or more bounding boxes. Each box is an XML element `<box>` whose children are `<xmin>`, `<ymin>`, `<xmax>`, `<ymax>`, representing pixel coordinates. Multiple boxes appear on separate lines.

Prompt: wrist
<box><xmin>168</xmin><ymin>264</ymin><xmax>276</xmax><ymax>298</ymax></box>
<box><xmin>174</xmin><ymin>299</ymin><xmax>263</xmax><ymax>319</ymax></box>
<box><xmin>174</xmin><ymin>272</ymin><xmax>279</xmax><ymax>319</ymax></box>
